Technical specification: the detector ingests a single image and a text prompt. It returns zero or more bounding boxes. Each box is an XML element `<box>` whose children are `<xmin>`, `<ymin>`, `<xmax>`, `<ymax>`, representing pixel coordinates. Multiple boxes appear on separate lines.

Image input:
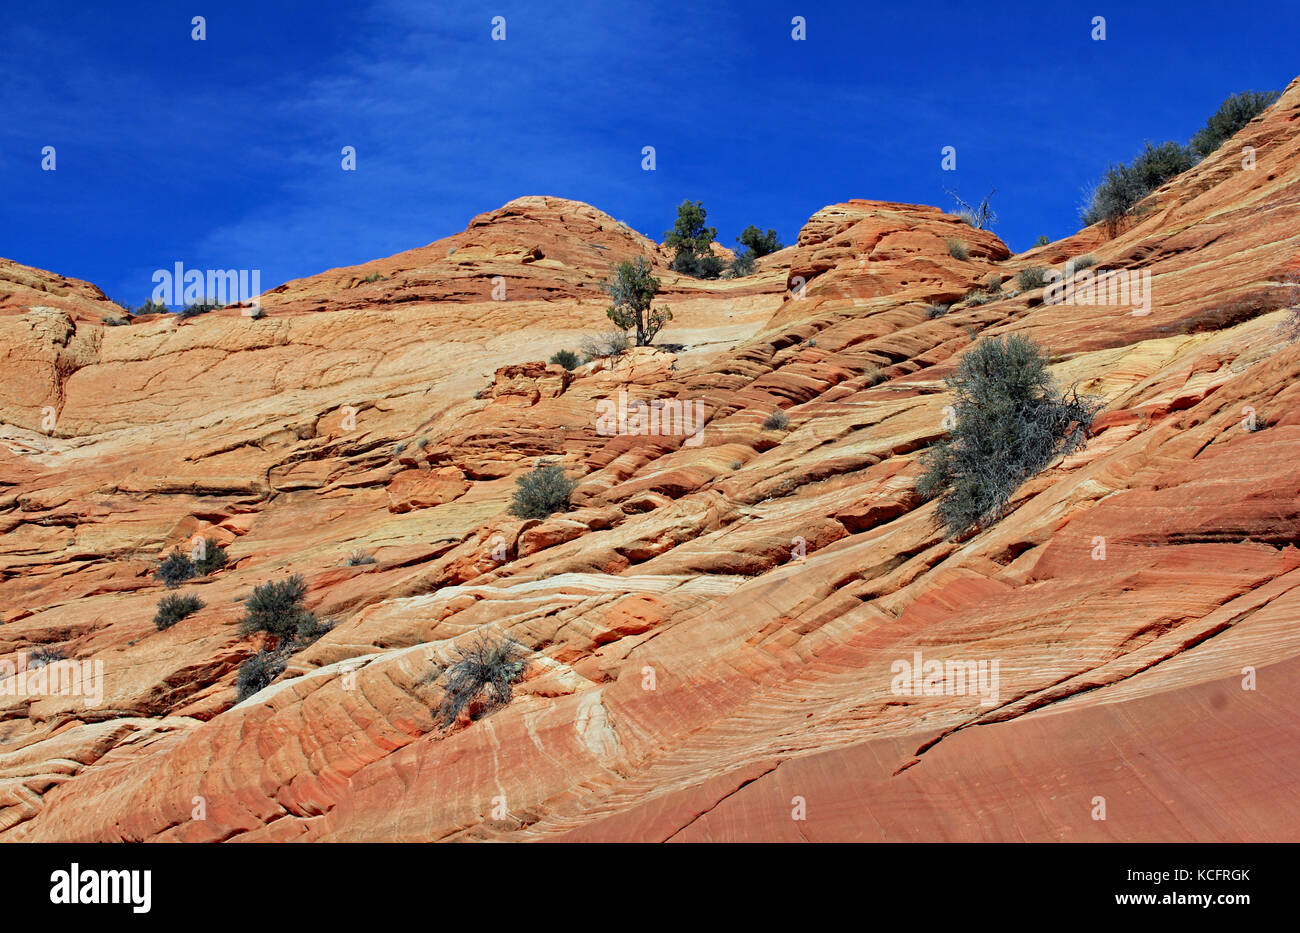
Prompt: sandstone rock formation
<box><xmin>2</xmin><ymin>82</ymin><xmax>1300</xmax><ymax>842</ymax></box>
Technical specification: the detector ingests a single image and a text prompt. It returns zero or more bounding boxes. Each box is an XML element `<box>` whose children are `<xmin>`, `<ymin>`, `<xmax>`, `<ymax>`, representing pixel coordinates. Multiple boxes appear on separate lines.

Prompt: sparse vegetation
<box><xmin>178</xmin><ymin>298</ymin><xmax>223</xmax><ymax>319</ymax></box>
<box><xmin>233</xmin><ymin>574</ymin><xmax>332</xmax><ymax>700</ymax></box>
<box><xmin>345</xmin><ymin>549</ymin><xmax>376</xmax><ymax>567</ymax></box>
<box><xmin>1035</xmin><ymin>235</ymin><xmax>1051</xmax><ymax>247</ymax></box>
<box><xmin>945</xmin><ymin>187</ymin><xmax>997</xmax><ymax>229</ymax></box>
<box><xmin>1081</xmin><ymin>141</ymin><xmax>1196</xmax><ymax>232</ymax></box>
<box><xmin>763</xmin><ymin>409</ymin><xmax>790</xmax><ymax>430</ymax></box>
<box><xmin>946</xmin><ymin>239</ymin><xmax>969</xmax><ymax>260</ymax></box>
<box><xmin>436</xmin><ymin>634</ymin><xmax>528</xmax><ymax>727</ymax></box>
<box><xmin>28</xmin><ymin>646</ymin><xmax>65</xmax><ymax>668</ymax></box>
<box><xmin>362</xmin><ymin>272</ymin><xmax>384</xmax><ymax>283</ymax></box>
<box><xmin>581</xmin><ymin>329</ymin><xmax>631</xmax><ymax>361</ymax></box>
<box><xmin>134</xmin><ymin>299</ymin><xmax>169</xmax><ymax>315</ymax></box>
<box><xmin>665</xmin><ymin>201</ymin><xmax>724</xmax><ymax>279</ymax></box>
<box><xmin>1191</xmin><ymin>90</ymin><xmax>1281</xmax><ymax>158</ymax></box>
<box><xmin>602</xmin><ymin>258</ymin><xmax>671</xmax><ymax>347</ymax></box>
<box><xmin>917</xmin><ymin>335</ymin><xmax>1101</xmax><ymax>537</ymax></box>
<box><xmin>236</xmin><ymin>646</ymin><xmax>291</xmax><ymax>701</ymax></box>
<box><xmin>549</xmin><ymin>349</ymin><xmax>581</xmax><ymax>370</ymax></box>
<box><xmin>102</xmin><ymin>314</ymin><xmax>130</xmax><ymax>326</ymax></box>
<box><xmin>727</xmin><ymin>252</ymin><xmax>757</xmax><ymax>277</ymax></box>
<box><xmin>1070</xmin><ymin>254</ymin><xmax>1096</xmax><ymax>270</ymax></box>
<box><xmin>154</xmin><ymin>593</ymin><xmax>204</xmax><ymax>630</ymax></box>
<box><xmin>1017</xmin><ymin>266</ymin><xmax>1049</xmax><ymax>290</ymax></box>
<box><xmin>237</xmin><ymin>574</ymin><xmax>313</xmax><ymax>639</ymax></box>
<box><xmin>508</xmin><ymin>461</ymin><xmax>578</xmax><ymax>520</ymax></box>
<box><xmin>1078</xmin><ymin>90</ymin><xmax>1279</xmax><ymax>235</ymax></box>
<box><xmin>927</xmin><ymin>302</ymin><xmax>951</xmax><ymax>319</ymax></box>
<box><xmin>156</xmin><ymin>549</ymin><xmax>197</xmax><ymax>588</ymax></box>
<box><xmin>193</xmin><ymin>538</ymin><xmax>227</xmax><ymax>576</ymax></box>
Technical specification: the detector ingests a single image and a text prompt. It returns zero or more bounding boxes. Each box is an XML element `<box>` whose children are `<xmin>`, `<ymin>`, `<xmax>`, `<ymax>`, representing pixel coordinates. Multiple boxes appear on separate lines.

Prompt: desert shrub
<box><xmin>737</xmin><ymin>225</ymin><xmax>783</xmax><ymax>257</ymax></box>
<box><xmin>946</xmin><ymin>239</ymin><xmax>969</xmax><ymax>260</ymax></box>
<box><xmin>102</xmin><ymin>314</ymin><xmax>130</xmax><ymax>326</ymax></box>
<box><xmin>727</xmin><ymin>252</ymin><xmax>757</xmax><ymax>278</ymax></box>
<box><xmin>154</xmin><ymin>593</ymin><xmax>204</xmax><ymax>630</ymax></box>
<box><xmin>437</xmin><ymin>635</ymin><xmax>528</xmax><ymax>726</ymax></box>
<box><xmin>156</xmin><ymin>549</ymin><xmax>197</xmax><ymax>588</ymax></box>
<box><xmin>345</xmin><ymin>549</ymin><xmax>376</xmax><ymax>566</ymax></box>
<box><xmin>1191</xmin><ymin>90</ymin><xmax>1281</xmax><ymax>158</ymax></box>
<box><xmin>363</xmin><ymin>272</ymin><xmax>384</xmax><ymax>283</ymax></box>
<box><xmin>1081</xmin><ymin>141</ymin><xmax>1196</xmax><ymax>230</ymax></box>
<box><xmin>665</xmin><ymin>201</ymin><xmax>721</xmax><ymax>279</ymax></box>
<box><xmin>235</xmin><ymin>647</ymin><xmax>291</xmax><ymax>701</ymax></box>
<box><xmin>927</xmin><ymin>302</ymin><xmax>951</xmax><ymax>319</ymax></box>
<box><xmin>581</xmin><ymin>329</ymin><xmax>631</xmax><ymax>361</ymax></box>
<box><xmin>134</xmin><ymin>299</ymin><xmax>169</xmax><ymax>315</ymax></box>
<box><xmin>763</xmin><ymin>409</ymin><xmax>790</xmax><ymax>430</ymax></box>
<box><xmin>193</xmin><ymin>538</ymin><xmax>227</xmax><ymax>576</ymax></box>
<box><xmin>945</xmin><ymin>187</ymin><xmax>997</xmax><ymax>229</ymax></box>
<box><xmin>1017</xmin><ymin>266</ymin><xmax>1049</xmax><ymax>290</ymax></box>
<box><xmin>603</xmin><ymin>257</ymin><xmax>671</xmax><ymax>345</ymax></box>
<box><xmin>917</xmin><ymin>335</ymin><xmax>1101</xmax><ymax>536</ymax></box>
<box><xmin>414</xmin><ymin>436</ymin><xmax>428</xmax><ymax>450</ymax></box>
<box><xmin>508</xmin><ymin>461</ymin><xmax>577</xmax><ymax>520</ymax></box>
<box><xmin>237</xmin><ymin>574</ymin><xmax>313</xmax><ymax>639</ymax></box>
<box><xmin>1035</xmin><ymin>235</ymin><xmax>1051</xmax><ymax>247</ymax></box>
<box><xmin>549</xmin><ymin>349</ymin><xmax>581</xmax><ymax>370</ymax></box>
<box><xmin>864</xmin><ymin>365</ymin><xmax>884</xmax><ymax>386</ymax></box>
<box><xmin>28</xmin><ymin>646</ymin><xmax>65</xmax><ymax>668</ymax></box>
<box><xmin>392</xmin><ymin>441</ymin><xmax>407</xmax><ymax>455</ymax></box>
<box><xmin>1070</xmin><ymin>254</ymin><xmax>1096</xmax><ymax>270</ymax></box>
<box><xmin>178</xmin><ymin>298</ymin><xmax>223</xmax><ymax>319</ymax></box>
<box><xmin>247</xmin><ymin>305</ymin><xmax>266</xmax><ymax>319</ymax></box>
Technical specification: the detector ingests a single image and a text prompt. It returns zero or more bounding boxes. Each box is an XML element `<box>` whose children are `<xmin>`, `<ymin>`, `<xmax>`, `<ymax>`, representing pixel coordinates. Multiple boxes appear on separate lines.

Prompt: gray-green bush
<box><xmin>436</xmin><ymin>634</ymin><xmax>528</xmax><ymax>726</ymax></box>
<box><xmin>917</xmin><ymin>335</ymin><xmax>1101</xmax><ymax>536</ymax></box>
<box><xmin>154</xmin><ymin>593</ymin><xmax>204</xmax><ymax>630</ymax></box>
<box><xmin>508</xmin><ymin>461</ymin><xmax>578</xmax><ymax>520</ymax></box>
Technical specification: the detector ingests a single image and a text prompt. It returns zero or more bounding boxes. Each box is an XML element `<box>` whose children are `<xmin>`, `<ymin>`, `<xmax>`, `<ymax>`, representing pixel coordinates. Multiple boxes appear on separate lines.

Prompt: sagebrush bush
<box><xmin>237</xmin><ymin>574</ymin><xmax>313</xmax><ymax>638</ymax></box>
<box><xmin>436</xmin><ymin>635</ymin><xmax>528</xmax><ymax>726</ymax></box>
<box><xmin>581</xmin><ymin>330</ymin><xmax>630</xmax><ymax>361</ymax></box>
<box><xmin>1071</xmin><ymin>254</ymin><xmax>1096</xmax><ymax>270</ymax></box>
<box><xmin>946</xmin><ymin>239</ymin><xmax>969</xmax><ymax>260</ymax></box>
<box><xmin>154</xmin><ymin>593</ymin><xmax>204</xmax><ymax>630</ymax></box>
<box><xmin>917</xmin><ymin>335</ymin><xmax>1101</xmax><ymax>536</ymax></box>
<box><xmin>763</xmin><ymin>409</ymin><xmax>790</xmax><ymax>430</ymax></box>
<box><xmin>345</xmin><ymin>549</ymin><xmax>375</xmax><ymax>566</ymax></box>
<box><xmin>1017</xmin><ymin>266</ymin><xmax>1049</xmax><ymax>290</ymax></box>
<box><xmin>236</xmin><ymin>647</ymin><xmax>291</xmax><ymax>701</ymax></box>
<box><xmin>1081</xmin><ymin>141</ymin><xmax>1196</xmax><ymax>230</ymax></box>
<box><xmin>193</xmin><ymin>538</ymin><xmax>227</xmax><ymax>576</ymax></box>
<box><xmin>156</xmin><ymin>549</ymin><xmax>197</xmax><ymax>588</ymax></box>
<box><xmin>178</xmin><ymin>298</ymin><xmax>223</xmax><ymax>319</ymax></box>
<box><xmin>1190</xmin><ymin>90</ymin><xmax>1280</xmax><ymax>158</ymax></box>
<box><xmin>549</xmin><ymin>349</ymin><xmax>581</xmax><ymax>370</ymax></box>
<box><xmin>727</xmin><ymin>252</ymin><xmax>757</xmax><ymax>277</ymax></box>
<box><xmin>1035</xmin><ymin>235</ymin><xmax>1050</xmax><ymax>247</ymax></box>
<box><xmin>28</xmin><ymin>646</ymin><xmax>65</xmax><ymax>668</ymax></box>
<box><xmin>927</xmin><ymin>302</ymin><xmax>951</xmax><ymax>319</ymax></box>
<box><xmin>508</xmin><ymin>461</ymin><xmax>577</xmax><ymax>520</ymax></box>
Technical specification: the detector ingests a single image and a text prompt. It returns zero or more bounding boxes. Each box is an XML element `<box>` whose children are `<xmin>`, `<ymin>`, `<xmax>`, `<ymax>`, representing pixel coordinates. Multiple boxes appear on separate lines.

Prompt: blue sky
<box><xmin>2</xmin><ymin>0</ymin><xmax>1297</xmax><ymax>307</ymax></box>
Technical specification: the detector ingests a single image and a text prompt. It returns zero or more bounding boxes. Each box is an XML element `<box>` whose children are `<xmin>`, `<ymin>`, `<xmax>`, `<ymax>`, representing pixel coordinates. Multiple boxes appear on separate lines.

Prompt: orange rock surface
<box><xmin>2</xmin><ymin>82</ymin><xmax>1300</xmax><ymax>842</ymax></box>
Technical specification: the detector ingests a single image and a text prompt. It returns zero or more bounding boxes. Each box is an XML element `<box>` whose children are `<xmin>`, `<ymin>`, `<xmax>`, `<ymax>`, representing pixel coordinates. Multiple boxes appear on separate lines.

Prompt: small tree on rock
<box><xmin>603</xmin><ymin>257</ymin><xmax>672</xmax><ymax>347</ymax></box>
<box><xmin>665</xmin><ymin>200</ymin><xmax>723</xmax><ymax>278</ymax></box>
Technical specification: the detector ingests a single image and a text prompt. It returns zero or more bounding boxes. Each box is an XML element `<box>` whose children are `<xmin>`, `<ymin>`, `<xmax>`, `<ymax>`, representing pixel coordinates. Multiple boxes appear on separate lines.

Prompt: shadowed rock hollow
<box><xmin>2</xmin><ymin>82</ymin><xmax>1300</xmax><ymax>841</ymax></box>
